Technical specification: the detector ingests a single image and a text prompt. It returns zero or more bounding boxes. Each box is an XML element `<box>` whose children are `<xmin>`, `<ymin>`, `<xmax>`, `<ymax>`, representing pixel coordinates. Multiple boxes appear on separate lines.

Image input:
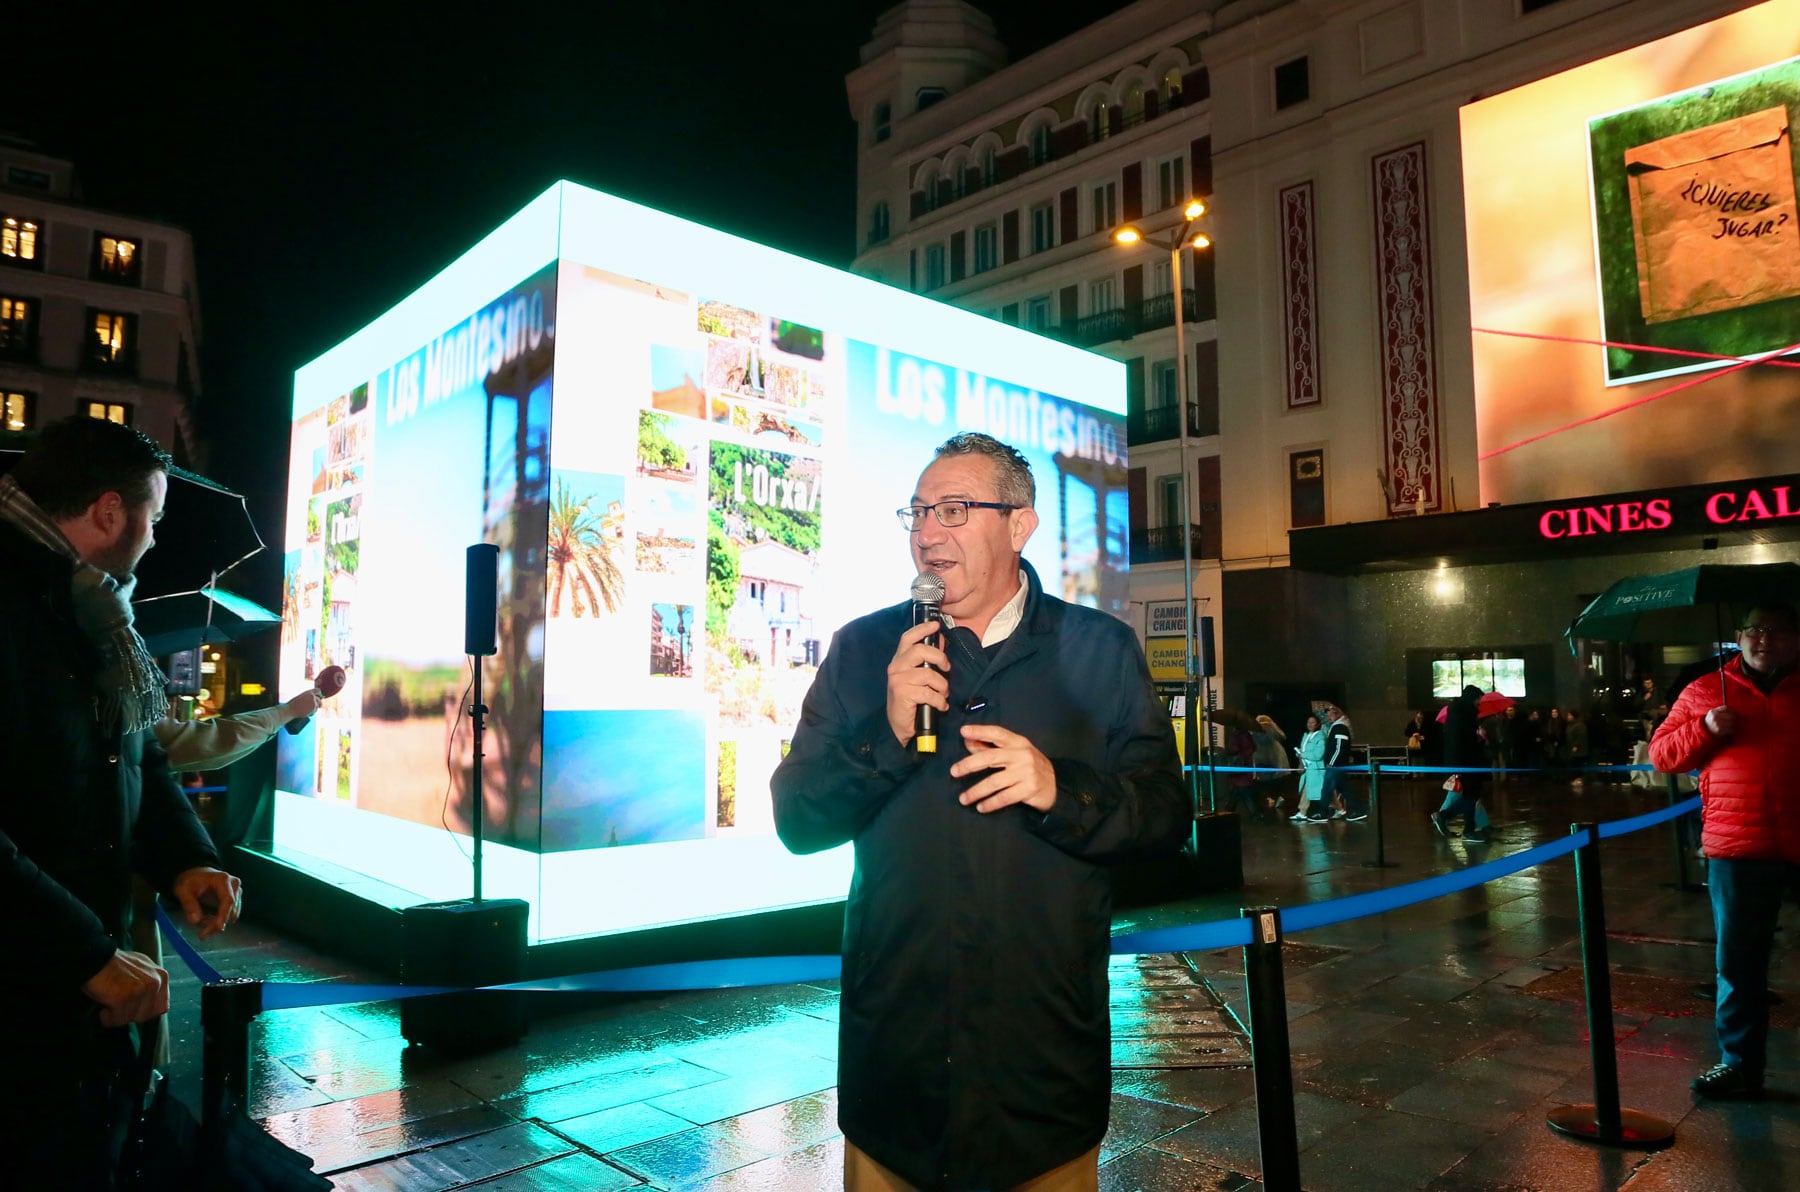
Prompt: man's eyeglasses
<box><xmin>895</xmin><ymin>500</ymin><xmax>1019</xmax><ymax>531</ymax></box>
<box><xmin>1738</xmin><ymin>624</ymin><xmax>1797</xmax><ymax>639</ymax></box>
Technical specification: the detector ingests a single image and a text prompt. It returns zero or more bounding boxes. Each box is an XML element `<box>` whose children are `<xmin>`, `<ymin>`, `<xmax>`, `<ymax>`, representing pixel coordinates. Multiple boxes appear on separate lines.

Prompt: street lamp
<box><xmin>1115</xmin><ymin>199</ymin><xmax>1211</xmax><ymax>815</ymax></box>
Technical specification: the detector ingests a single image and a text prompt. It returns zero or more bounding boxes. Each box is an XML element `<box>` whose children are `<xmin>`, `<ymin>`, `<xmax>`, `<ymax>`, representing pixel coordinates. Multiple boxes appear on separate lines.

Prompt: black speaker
<box><xmin>464</xmin><ymin>544</ymin><xmax>499</xmax><ymax>657</ymax></box>
<box><xmin>1197</xmin><ymin>615</ymin><xmax>1217</xmax><ymax>677</ymax></box>
<box><xmin>399</xmin><ymin>898</ymin><xmax>528</xmax><ymax>1054</ymax></box>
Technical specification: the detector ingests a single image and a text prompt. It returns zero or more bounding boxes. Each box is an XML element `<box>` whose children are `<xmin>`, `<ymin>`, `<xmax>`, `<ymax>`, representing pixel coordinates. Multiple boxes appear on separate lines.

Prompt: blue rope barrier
<box><xmin>1596</xmin><ymin>795</ymin><xmax>1700</xmax><ymax>839</ymax></box>
<box><xmin>1281</xmin><ymin>834</ymin><xmax>1587</xmax><ymax>934</ymax></box>
<box><xmin>1188</xmin><ymin>762</ymin><xmax>1675</xmax><ymax>776</ymax></box>
<box><xmin>156</xmin><ymin>903</ymin><xmax>224</xmax><ymax>984</ymax></box>
<box><xmin>155</xmin><ymin>795</ymin><xmax>1705</xmax><ymax>1006</ymax></box>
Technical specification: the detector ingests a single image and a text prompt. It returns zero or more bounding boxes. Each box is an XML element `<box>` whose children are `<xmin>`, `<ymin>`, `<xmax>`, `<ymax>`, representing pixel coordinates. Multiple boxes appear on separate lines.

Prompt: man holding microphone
<box><xmin>772</xmin><ymin>432</ymin><xmax>1186</xmax><ymax>1190</ymax></box>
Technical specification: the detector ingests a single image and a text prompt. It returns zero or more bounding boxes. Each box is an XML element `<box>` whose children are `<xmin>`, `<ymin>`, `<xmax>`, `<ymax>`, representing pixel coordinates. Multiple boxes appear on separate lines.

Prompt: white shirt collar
<box><xmin>941</xmin><ymin>569</ymin><xmax>1028</xmax><ymax>648</ymax></box>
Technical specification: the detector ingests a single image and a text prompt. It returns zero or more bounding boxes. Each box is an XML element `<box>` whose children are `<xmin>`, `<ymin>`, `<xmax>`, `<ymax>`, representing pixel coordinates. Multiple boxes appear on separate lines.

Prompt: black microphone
<box><xmin>911</xmin><ymin>571</ymin><xmax>945</xmax><ymax>753</ymax></box>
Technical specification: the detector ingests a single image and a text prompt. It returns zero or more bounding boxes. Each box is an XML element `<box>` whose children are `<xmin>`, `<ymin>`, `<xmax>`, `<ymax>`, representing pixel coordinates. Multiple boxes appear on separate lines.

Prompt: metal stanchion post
<box><xmin>201</xmin><ymin>977</ymin><xmax>264</xmax><ymax>1128</ymax></box>
<box><xmin>1545</xmin><ymin>824</ymin><xmax>1675</xmax><ymax>1149</ymax></box>
<box><xmin>1242</xmin><ymin>906</ymin><xmax>1302</xmax><ymax>1192</ymax></box>
<box><xmin>1665</xmin><ymin>773</ymin><xmax>1702</xmax><ymax>893</ymax></box>
<box><xmin>1363</xmin><ymin>760</ymin><xmax>1398</xmax><ymax>869</ymax></box>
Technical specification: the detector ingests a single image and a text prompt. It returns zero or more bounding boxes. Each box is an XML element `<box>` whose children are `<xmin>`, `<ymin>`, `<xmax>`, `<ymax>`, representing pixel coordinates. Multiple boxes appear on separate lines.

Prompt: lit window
<box><xmin>87</xmin><ymin>310</ymin><xmax>136</xmax><ymax>371</ymax></box>
<box><xmin>973</xmin><ymin>224</ymin><xmax>997</xmax><ymax>273</ymax></box>
<box><xmin>2</xmin><ymin>389</ymin><xmax>33</xmax><ymax>431</ymax></box>
<box><xmin>1123</xmin><ymin>85</ymin><xmax>1146</xmax><ymax>127</ymax></box>
<box><xmin>84</xmin><ymin>400</ymin><xmax>133</xmax><ymax>426</ymax></box>
<box><xmin>92</xmin><ymin>234</ymin><xmax>143</xmax><ymax>284</ymax></box>
<box><xmin>0</xmin><ymin>295</ymin><xmax>35</xmax><ymax>356</ymax></box>
<box><xmin>1162</xmin><ymin>66</ymin><xmax>1184</xmax><ymax>106</ymax></box>
<box><xmin>2</xmin><ymin>215</ymin><xmax>41</xmax><ymax>267</ymax></box>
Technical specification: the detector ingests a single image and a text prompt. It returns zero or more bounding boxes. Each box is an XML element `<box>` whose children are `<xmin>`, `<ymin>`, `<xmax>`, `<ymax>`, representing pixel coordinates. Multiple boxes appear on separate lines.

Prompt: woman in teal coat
<box><xmin>1291</xmin><ymin>713</ymin><xmax>1328</xmax><ymax>819</ymax></box>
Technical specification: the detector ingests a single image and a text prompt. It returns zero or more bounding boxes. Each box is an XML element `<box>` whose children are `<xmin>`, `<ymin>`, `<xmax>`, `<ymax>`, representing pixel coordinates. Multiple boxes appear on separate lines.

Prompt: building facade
<box><xmin>849</xmin><ymin>0</ymin><xmax>1800</xmax><ymax>743</ymax></box>
<box><xmin>0</xmin><ymin>140</ymin><xmax>203</xmax><ymax>461</ymax></box>
<box><xmin>849</xmin><ymin>0</ymin><xmax>1226</xmax><ymax>697</ymax></box>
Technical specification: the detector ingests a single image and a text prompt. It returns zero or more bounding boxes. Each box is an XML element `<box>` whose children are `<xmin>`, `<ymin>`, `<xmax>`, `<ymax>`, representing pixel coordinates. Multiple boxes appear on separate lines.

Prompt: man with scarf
<box><xmin>1</xmin><ymin>416</ymin><xmax>242</xmax><ymax>1187</ymax></box>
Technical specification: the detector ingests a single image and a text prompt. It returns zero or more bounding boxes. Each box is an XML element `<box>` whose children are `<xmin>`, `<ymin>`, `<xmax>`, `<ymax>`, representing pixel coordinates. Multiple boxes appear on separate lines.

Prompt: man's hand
<box><xmin>951</xmin><ymin>724</ymin><xmax>1056</xmax><ymax>813</ymax></box>
<box><xmin>172</xmin><ymin>866</ymin><xmax>242</xmax><ymax>939</ymax></box>
<box><xmin>83</xmin><ymin>949</ymin><xmax>169</xmax><ymax>1027</ymax></box>
<box><xmin>886</xmin><ymin>620</ymin><xmax>950</xmax><ymax>746</ymax></box>
<box><xmin>1704</xmin><ymin>705</ymin><xmax>1737</xmax><ymax>738</ymax></box>
<box><xmin>280</xmin><ymin>688</ymin><xmax>322</xmax><ymax>721</ymax></box>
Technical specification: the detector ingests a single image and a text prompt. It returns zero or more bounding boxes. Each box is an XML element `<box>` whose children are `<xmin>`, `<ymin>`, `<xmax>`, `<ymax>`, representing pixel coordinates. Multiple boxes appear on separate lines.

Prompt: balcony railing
<box><xmin>1129</xmin><ymin>402</ymin><xmax>1209</xmax><ymax>445</ymax></box>
<box><xmin>1130</xmin><ymin>524</ymin><xmax>1207</xmax><ymax>565</ymax></box>
<box><xmin>1050</xmin><ymin>289</ymin><xmax>1204</xmax><ymax>349</ymax></box>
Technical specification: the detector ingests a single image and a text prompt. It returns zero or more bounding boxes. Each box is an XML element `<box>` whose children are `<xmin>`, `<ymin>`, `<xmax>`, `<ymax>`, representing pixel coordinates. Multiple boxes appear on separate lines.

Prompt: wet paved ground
<box><xmin>160</xmin><ymin>775</ymin><xmax>1800</xmax><ymax>1190</ymax></box>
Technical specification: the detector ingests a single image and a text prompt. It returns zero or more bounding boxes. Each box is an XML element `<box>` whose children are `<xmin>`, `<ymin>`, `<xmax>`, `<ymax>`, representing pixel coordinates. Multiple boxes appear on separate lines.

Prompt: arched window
<box><xmin>1122</xmin><ymin>84</ymin><xmax>1146</xmax><ymax>128</ymax></box>
<box><xmin>872</xmin><ymin>101</ymin><xmax>892</xmax><ymax>143</ymax></box>
<box><xmin>916</xmin><ymin>86</ymin><xmax>948</xmax><ymax>112</ymax></box>
<box><xmin>1030</xmin><ymin>122</ymin><xmax>1052</xmax><ymax>164</ymax></box>
<box><xmin>1162</xmin><ymin>66</ymin><xmax>1184</xmax><ymax>106</ymax></box>
<box><xmin>979</xmin><ymin>144</ymin><xmax>997</xmax><ymax>185</ymax></box>
<box><xmin>1090</xmin><ymin>103</ymin><xmax>1111</xmax><ymax>141</ymax></box>
<box><xmin>869</xmin><ymin>201</ymin><xmax>890</xmax><ymax>244</ymax></box>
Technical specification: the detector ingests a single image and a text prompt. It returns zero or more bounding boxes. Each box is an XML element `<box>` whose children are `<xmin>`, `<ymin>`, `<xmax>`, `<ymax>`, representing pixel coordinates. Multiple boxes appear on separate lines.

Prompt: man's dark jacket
<box><xmin>1442</xmin><ymin>694</ymin><xmax>1485</xmax><ymax>770</ymax></box>
<box><xmin>0</xmin><ymin>522</ymin><xmax>221</xmax><ymax>1087</ymax></box>
<box><xmin>771</xmin><ymin>563</ymin><xmax>1187</xmax><ymax>1189</ymax></box>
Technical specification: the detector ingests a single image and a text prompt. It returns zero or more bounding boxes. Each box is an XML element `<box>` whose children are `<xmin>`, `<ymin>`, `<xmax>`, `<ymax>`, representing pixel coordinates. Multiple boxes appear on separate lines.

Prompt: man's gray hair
<box><xmin>933</xmin><ymin>432</ymin><xmax>1035</xmax><ymax>508</ymax></box>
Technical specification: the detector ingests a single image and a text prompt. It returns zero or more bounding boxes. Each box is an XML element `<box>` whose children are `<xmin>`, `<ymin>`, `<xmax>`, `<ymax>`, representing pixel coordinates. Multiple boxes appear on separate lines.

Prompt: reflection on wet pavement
<box><xmin>156</xmin><ymin>778</ymin><xmax>1799</xmax><ymax>1190</ymax></box>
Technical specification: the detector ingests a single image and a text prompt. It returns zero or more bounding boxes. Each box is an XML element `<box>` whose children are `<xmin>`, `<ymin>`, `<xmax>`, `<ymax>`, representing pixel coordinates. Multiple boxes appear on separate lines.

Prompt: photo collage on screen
<box><xmin>278</xmin><ymin>383</ymin><xmax>369</xmax><ymax>804</ymax></box>
<box><xmin>541</xmin><ymin>272</ymin><xmax>838</xmax><ymax>853</ymax></box>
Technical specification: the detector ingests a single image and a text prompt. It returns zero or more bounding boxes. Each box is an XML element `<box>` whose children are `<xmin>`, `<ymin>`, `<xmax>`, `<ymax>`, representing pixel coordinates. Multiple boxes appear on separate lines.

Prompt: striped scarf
<box><xmin>0</xmin><ymin>474</ymin><xmax>167</xmax><ymax>735</ymax></box>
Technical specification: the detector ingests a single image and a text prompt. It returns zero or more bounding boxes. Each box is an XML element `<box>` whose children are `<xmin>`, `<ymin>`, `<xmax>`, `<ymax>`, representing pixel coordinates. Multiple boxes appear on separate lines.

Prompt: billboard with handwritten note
<box><xmin>1460</xmin><ymin>1</ymin><xmax>1800</xmax><ymax>505</ymax></box>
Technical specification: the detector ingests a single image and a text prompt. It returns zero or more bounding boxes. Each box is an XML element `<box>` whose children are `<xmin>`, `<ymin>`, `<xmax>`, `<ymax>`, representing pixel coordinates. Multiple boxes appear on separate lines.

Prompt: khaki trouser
<box><xmin>844</xmin><ymin>1139</ymin><xmax>1100</xmax><ymax>1192</ymax></box>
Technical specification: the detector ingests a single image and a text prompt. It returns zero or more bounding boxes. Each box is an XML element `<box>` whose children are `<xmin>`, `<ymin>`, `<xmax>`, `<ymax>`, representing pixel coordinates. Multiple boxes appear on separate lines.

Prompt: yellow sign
<box><xmin>1146</xmin><ymin>638</ymin><xmax>1189</xmax><ymax>682</ymax></box>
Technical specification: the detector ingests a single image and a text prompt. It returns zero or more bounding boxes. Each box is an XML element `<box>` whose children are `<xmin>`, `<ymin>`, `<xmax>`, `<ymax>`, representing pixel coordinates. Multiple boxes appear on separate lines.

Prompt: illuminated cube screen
<box><xmin>1460</xmin><ymin>0</ymin><xmax>1800</xmax><ymax>505</ymax></box>
<box><xmin>275</xmin><ymin>182</ymin><xmax>1128</xmax><ymax>942</ymax></box>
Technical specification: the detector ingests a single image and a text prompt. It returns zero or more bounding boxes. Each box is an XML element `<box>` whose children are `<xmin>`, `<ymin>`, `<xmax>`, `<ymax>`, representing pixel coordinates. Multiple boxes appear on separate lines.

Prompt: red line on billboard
<box><xmin>1479</xmin><ymin>339</ymin><xmax>1800</xmax><ymax>461</ymax></box>
<box><xmin>1472</xmin><ymin>326</ymin><xmax>1800</xmax><ymax>369</ymax></box>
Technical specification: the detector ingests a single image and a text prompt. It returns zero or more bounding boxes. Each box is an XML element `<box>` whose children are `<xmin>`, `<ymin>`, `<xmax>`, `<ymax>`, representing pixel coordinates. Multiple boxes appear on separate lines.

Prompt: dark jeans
<box><xmin>1447</xmin><ymin>775</ymin><xmax>1486</xmax><ymax>833</ymax></box>
<box><xmin>1321</xmin><ymin>767</ymin><xmax>1365</xmax><ymax>816</ymax></box>
<box><xmin>1709</xmin><ymin>857</ymin><xmax>1800</xmax><ymax>1076</ymax></box>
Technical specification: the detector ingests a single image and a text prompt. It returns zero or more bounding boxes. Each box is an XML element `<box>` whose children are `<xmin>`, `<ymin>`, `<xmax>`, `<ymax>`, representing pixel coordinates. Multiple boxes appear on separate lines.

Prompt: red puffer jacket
<box><xmin>1649</xmin><ymin>656</ymin><xmax>1800</xmax><ymax>862</ymax></box>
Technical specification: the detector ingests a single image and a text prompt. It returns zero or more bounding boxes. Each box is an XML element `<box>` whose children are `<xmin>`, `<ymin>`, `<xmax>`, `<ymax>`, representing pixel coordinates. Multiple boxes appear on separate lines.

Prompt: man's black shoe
<box><xmin>1692</xmin><ymin>1063</ymin><xmax>1763</xmax><ymax>1101</ymax></box>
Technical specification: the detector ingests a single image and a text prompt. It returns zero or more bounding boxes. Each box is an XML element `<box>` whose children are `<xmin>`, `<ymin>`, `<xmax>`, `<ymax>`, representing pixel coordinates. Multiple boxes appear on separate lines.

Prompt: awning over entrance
<box><xmin>1289</xmin><ymin>472</ymin><xmax>1800</xmax><ymax>575</ymax></box>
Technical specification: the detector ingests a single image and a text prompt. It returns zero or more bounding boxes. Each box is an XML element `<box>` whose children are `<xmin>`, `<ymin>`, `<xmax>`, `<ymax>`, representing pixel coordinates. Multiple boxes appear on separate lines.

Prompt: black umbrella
<box><xmin>132</xmin><ymin>586</ymin><xmax>281</xmax><ymax>657</ymax></box>
<box><xmin>0</xmin><ymin>450</ymin><xmax>264</xmax><ymax>598</ymax></box>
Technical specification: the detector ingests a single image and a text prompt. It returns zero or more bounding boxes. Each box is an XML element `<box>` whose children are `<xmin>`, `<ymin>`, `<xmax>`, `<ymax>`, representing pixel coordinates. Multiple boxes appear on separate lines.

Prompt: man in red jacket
<box><xmin>1649</xmin><ymin>603</ymin><xmax>1800</xmax><ymax>1101</ymax></box>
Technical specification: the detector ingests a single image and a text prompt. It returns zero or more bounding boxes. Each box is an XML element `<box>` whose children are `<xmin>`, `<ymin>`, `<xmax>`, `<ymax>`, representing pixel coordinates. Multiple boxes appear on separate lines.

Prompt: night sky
<box><xmin>13</xmin><ymin>1</ymin><xmax>1125</xmax><ymax>599</ymax></box>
